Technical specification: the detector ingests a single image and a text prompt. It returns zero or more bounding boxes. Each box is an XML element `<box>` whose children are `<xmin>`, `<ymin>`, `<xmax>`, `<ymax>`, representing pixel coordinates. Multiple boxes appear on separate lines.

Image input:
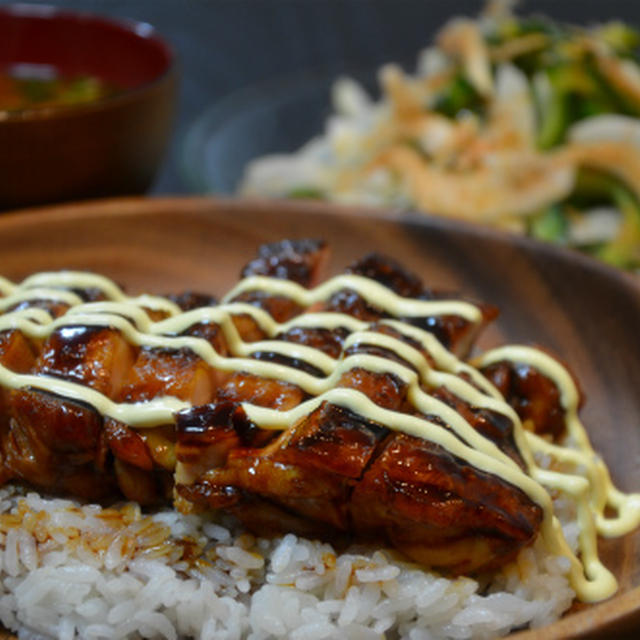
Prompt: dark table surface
<box><xmin>3</xmin><ymin>0</ymin><xmax>639</xmax><ymax>196</ymax></box>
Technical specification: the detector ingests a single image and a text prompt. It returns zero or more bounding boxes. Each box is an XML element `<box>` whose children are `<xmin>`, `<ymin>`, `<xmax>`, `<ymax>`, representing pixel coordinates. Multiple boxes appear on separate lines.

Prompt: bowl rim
<box><xmin>180</xmin><ymin>65</ymin><xmax>378</xmax><ymax>194</ymax></box>
<box><xmin>0</xmin><ymin>2</ymin><xmax>176</xmax><ymax>122</ymax></box>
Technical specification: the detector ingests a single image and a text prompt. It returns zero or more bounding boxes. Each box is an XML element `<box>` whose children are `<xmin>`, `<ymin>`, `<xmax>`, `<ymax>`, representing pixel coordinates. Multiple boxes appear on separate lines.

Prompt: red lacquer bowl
<box><xmin>0</xmin><ymin>4</ymin><xmax>176</xmax><ymax>210</ymax></box>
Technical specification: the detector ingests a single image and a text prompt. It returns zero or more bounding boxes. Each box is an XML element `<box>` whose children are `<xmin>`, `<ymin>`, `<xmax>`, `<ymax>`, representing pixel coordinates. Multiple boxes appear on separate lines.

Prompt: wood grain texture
<box><xmin>0</xmin><ymin>196</ymin><xmax>638</xmax><ymax>639</ymax></box>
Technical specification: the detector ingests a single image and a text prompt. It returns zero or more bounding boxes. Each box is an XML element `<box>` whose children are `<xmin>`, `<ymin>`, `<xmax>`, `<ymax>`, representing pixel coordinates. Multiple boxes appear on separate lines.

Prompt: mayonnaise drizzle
<box><xmin>222</xmin><ymin>274</ymin><xmax>483</xmax><ymax>322</ymax></box>
<box><xmin>0</xmin><ymin>366</ymin><xmax>188</xmax><ymax>426</ymax></box>
<box><xmin>478</xmin><ymin>346</ymin><xmax>640</xmax><ymax>538</ymax></box>
<box><xmin>19</xmin><ymin>271</ymin><xmax>182</xmax><ymax>315</ymax></box>
<box><xmin>0</xmin><ymin>288</ymin><xmax>84</xmax><ymax>312</ymax></box>
<box><xmin>0</xmin><ymin>270</ymin><xmax>636</xmax><ymax>602</ymax></box>
<box><xmin>0</xmin><ymin>276</ymin><xmax>15</xmax><ymax>296</ymax></box>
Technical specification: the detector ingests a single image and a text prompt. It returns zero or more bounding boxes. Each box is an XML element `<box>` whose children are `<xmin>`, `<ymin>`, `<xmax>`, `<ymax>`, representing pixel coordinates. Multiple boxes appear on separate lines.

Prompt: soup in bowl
<box><xmin>0</xmin><ymin>4</ymin><xmax>176</xmax><ymax>210</ymax></box>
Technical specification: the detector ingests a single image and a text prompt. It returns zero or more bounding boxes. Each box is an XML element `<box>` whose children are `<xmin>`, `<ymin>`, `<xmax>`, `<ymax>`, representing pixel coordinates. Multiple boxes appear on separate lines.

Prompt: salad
<box><xmin>240</xmin><ymin>3</ymin><xmax>640</xmax><ymax>271</ymax></box>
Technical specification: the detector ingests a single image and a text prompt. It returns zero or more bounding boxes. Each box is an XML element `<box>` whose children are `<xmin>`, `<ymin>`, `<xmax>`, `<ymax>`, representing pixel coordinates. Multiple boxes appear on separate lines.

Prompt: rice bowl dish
<box><xmin>0</xmin><ymin>236</ymin><xmax>637</xmax><ymax>640</ymax></box>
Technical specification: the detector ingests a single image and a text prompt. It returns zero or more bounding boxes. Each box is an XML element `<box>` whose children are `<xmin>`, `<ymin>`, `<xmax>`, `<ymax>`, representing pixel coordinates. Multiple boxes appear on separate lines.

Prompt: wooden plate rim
<box><xmin>0</xmin><ymin>195</ymin><xmax>638</xmax><ymax>639</ymax></box>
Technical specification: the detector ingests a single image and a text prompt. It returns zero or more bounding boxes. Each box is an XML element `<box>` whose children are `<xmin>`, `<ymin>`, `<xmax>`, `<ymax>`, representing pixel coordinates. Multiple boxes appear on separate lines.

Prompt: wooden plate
<box><xmin>0</xmin><ymin>196</ymin><xmax>639</xmax><ymax>639</ymax></box>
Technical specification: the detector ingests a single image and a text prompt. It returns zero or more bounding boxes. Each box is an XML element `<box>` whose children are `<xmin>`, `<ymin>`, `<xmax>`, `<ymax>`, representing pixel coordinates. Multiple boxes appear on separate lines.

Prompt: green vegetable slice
<box><xmin>286</xmin><ymin>187</ymin><xmax>326</xmax><ymax>200</ymax></box>
<box><xmin>595</xmin><ymin>184</ymin><xmax>640</xmax><ymax>267</ymax></box>
<box><xmin>529</xmin><ymin>205</ymin><xmax>568</xmax><ymax>243</ymax></box>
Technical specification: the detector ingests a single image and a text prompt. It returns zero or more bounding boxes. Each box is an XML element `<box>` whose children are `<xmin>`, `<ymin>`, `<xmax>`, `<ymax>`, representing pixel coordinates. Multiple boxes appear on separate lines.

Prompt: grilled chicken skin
<box><xmin>0</xmin><ymin>240</ymin><xmax>328</xmax><ymax>502</ymax></box>
<box><xmin>174</xmin><ymin>252</ymin><xmax>539</xmax><ymax>573</ymax></box>
<box><xmin>0</xmin><ymin>239</ymin><xmax>572</xmax><ymax>575</ymax></box>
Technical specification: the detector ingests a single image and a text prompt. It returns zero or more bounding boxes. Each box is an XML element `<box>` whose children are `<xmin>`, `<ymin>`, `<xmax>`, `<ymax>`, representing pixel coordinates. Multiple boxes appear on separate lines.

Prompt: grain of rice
<box><xmin>59</xmin><ymin>615</ymin><xmax>76</xmax><ymax>640</ymax></box>
<box><xmin>338</xmin><ymin>585</ymin><xmax>362</xmax><ymax>626</ymax></box>
<box><xmin>372</xmin><ymin>615</ymin><xmax>395</xmax><ymax>634</ymax></box>
<box><xmin>202</xmin><ymin>523</ymin><xmax>231</xmax><ymax>544</ymax></box>
<box><xmin>220</xmin><ymin>546</ymin><xmax>264</xmax><ymax>570</ymax></box>
<box><xmin>107</xmin><ymin>599</ymin><xmax>138</xmax><ymax>625</ymax></box>
<box><xmin>294</xmin><ymin>572</ymin><xmax>328</xmax><ymax>591</ymax></box>
<box><xmin>135</xmin><ymin>611</ymin><xmax>177</xmax><ymax>640</ymax></box>
<box><xmin>356</xmin><ymin>564</ymin><xmax>401</xmax><ymax>583</ymax></box>
<box><xmin>334</xmin><ymin>557</ymin><xmax>353</xmax><ymax>597</ymax></box>
<box><xmin>270</xmin><ymin>533</ymin><xmax>297</xmax><ymax>573</ymax></box>
<box><xmin>4</xmin><ymin>528</ymin><xmax>18</xmax><ymax>577</ymax></box>
<box><xmin>77</xmin><ymin>597</ymin><xmax>109</xmax><ymax>619</ymax></box>
<box><xmin>250</xmin><ymin>586</ymin><xmax>288</xmax><ymax>635</ymax></box>
<box><xmin>85</xmin><ymin>623</ymin><xmax>116</xmax><ymax>639</ymax></box>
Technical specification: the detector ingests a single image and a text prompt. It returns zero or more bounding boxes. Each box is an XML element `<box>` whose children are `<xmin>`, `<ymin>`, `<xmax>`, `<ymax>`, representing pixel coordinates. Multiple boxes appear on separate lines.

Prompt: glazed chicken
<box><xmin>0</xmin><ymin>239</ymin><xmax>576</xmax><ymax>574</ymax></box>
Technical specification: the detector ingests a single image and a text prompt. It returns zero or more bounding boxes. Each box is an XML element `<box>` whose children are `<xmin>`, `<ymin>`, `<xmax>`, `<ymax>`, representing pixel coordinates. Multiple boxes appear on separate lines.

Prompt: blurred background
<box><xmin>3</xmin><ymin>0</ymin><xmax>638</xmax><ymax>195</ymax></box>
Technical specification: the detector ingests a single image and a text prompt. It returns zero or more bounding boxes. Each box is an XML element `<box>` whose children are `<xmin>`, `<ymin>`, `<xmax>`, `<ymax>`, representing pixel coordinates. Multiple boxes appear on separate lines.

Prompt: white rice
<box><xmin>0</xmin><ymin>484</ymin><xmax>576</xmax><ymax>640</ymax></box>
